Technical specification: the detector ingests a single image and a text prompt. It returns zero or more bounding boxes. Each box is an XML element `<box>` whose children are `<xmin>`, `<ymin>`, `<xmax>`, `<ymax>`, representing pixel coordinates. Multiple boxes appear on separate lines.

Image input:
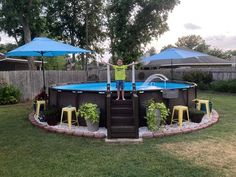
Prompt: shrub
<box><xmin>78</xmin><ymin>103</ymin><xmax>100</xmax><ymax>124</ymax></box>
<box><xmin>210</xmin><ymin>80</ymin><xmax>236</xmax><ymax>93</ymax></box>
<box><xmin>183</xmin><ymin>71</ymin><xmax>213</xmax><ymax>90</ymax></box>
<box><xmin>145</xmin><ymin>100</ymin><xmax>169</xmax><ymax>131</ymax></box>
<box><xmin>0</xmin><ymin>85</ymin><xmax>21</xmax><ymax>105</ymax></box>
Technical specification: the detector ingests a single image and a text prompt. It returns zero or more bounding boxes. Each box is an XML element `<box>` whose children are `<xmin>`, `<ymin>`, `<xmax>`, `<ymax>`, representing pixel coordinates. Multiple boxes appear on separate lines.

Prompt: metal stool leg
<box><xmin>178</xmin><ymin>109</ymin><xmax>183</xmax><ymax>128</ymax></box>
<box><xmin>60</xmin><ymin>109</ymin><xmax>64</xmax><ymax>124</ymax></box>
<box><xmin>171</xmin><ymin>108</ymin><xmax>176</xmax><ymax>125</ymax></box>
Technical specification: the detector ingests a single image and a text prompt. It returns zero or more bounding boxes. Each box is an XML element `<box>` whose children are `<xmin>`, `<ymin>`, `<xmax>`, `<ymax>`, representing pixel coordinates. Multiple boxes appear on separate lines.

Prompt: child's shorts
<box><xmin>116</xmin><ymin>80</ymin><xmax>125</xmax><ymax>90</ymax></box>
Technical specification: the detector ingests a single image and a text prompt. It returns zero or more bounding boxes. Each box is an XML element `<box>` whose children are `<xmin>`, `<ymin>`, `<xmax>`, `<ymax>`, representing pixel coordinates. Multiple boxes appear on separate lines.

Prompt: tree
<box><xmin>0</xmin><ymin>0</ymin><xmax>46</xmax><ymax>69</ymax></box>
<box><xmin>164</xmin><ymin>34</ymin><xmax>235</xmax><ymax>59</ymax></box>
<box><xmin>106</xmin><ymin>0</ymin><xmax>180</xmax><ymax>64</ymax></box>
<box><xmin>44</xmin><ymin>56</ymin><xmax>66</xmax><ymax>70</ymax></box>
<box><xmin>146</xmin><ymin>47</ymin><xmax>157</xmax><ymax>56</ymax></box>
<box><xmin>175</xmin><ymin>35</ymin><xmax>209</xmax><ymax>52</ymax></box>
<box><xmin>161</xmin><ymin>44</ymin><xmax>176</xmax><ymax>51</ymax></box>
<box><xmin>0</xmin><ymin>43</ymin><xmax>17</xmax><ymax>53</ymax></box>
<box><xmin>228</xmin><ymin>50</ymin><xmax>236</xmax><ymax>57</ymax></box>
<box><xmin>207</xmin><ymin>48</ymin><xmax>232</xmax><ymax>59</ymax></box>
<box><xmin>45</xmin><ymin>0</ymin><xmax>106</xmax><ymax>70</ymax></box>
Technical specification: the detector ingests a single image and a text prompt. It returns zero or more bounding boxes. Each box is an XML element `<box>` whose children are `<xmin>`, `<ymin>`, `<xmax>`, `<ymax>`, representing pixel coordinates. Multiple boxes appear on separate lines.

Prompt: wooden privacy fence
<box><xmin>0</xmin><ymin>68</ymin><xmax>236</xmax><ymax>101</ymax></box>
<box><xmin>0</xmin><ymin>70</ymin><xmax>86</xmax><ymax>101</ymax></box>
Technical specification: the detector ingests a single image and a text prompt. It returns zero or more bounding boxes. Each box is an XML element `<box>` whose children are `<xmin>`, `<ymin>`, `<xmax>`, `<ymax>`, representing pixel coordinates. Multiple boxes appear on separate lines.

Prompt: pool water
<box><xmin>54</xmin><ymin>81</ymin><xmax>191</xmax><ymax>92</ymax></box>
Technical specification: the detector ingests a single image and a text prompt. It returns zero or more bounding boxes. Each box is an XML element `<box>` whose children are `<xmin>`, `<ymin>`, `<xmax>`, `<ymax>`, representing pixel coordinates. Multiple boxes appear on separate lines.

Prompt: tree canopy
<box><xmin>107</xmin><ymin>0</ymin><xmax>180</xmax><ymax>64</ymax></box>
<box><xmin>175</xmin><ymin>35</ymin><xmax>209</xmax><ymax>52</ymax></box>
<box><xmin>0</xmin><ymin>0</ymin><xmax>46</xmax><ymax>69</ymax></box>
<box><xmin>163</xmin><ymin>34</ymin><xmax>235</xmax><ymax>59</ymax></box>
<box><xmin>0</xmin><ymin>0</ymin><xmax>180</xmax><ymax>68</ymax></box>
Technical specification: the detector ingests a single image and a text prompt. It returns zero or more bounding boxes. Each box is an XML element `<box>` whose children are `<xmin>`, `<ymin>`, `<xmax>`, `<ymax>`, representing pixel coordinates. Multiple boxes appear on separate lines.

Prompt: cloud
<box><xmin>205</xmin><ymin>35</ymin><xmax>236</xmax><ymax>50</ymax></box>
<box><xmin>0</xmin><ymin>32</ymin><xmax>15</xmax><ymax>44</ymax></box>
<box><xmin>184</xmin><ymin>23</ymin><xmax>201</xmax><ymax>30</ymax></box>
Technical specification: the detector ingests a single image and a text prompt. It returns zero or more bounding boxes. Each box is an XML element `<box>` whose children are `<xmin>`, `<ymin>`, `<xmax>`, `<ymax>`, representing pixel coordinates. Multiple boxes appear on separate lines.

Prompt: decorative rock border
<box><xmin>140</xmin><ymin>110</ymin><xmax>219</xmax><ymax>138</ymax></box>
<box><xmin>28</xmin><ymin>110</ymin><xmax>219</xmax><ymax>139</ymax></box>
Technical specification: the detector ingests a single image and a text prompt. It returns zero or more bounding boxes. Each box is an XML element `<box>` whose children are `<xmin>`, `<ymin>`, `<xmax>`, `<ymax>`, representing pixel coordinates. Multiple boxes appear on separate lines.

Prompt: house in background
<box><xmin>0</xmin><ymin>53</ymin><xmax>43</xmax><ymax>71</ymax></box>
<box><xmin>141</xmin><ymin>48</ymin><xmax>233</xmax><ymax>70</ymax></box>
<box><xmin>229</xmin><ymin>56</ymin><xmax>236</xmax><ymax>68</ymax></box>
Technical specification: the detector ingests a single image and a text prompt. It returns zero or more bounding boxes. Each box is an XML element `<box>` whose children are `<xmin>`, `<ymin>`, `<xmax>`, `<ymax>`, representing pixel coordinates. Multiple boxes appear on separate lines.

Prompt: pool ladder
<box><xmin>106</xmin><ymin>92</ymin><xmax>139</xmax><ymax>139</ymax></box>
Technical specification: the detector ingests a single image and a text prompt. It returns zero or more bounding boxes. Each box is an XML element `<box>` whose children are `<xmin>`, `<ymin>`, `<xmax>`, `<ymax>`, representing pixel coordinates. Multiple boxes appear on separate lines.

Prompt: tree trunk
<box><xmin>21</xmin><ymin>0</ymin><xmax>35</xmax><ymax>70</ymax></box>
<box><xmin>22</xmin><ymin>17</ymin><xmax>35</xmax><ymax>70</ymax></box>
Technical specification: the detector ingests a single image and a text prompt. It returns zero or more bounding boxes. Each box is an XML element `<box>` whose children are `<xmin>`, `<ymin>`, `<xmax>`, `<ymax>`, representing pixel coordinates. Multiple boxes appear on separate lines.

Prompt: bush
<box><xmin>183</xmin><ymin>71</ymin><xmax>213</xmax><ymax>90</ymax></box>
<box><xmin>0</xmin><ymin>85</ymin><xmax>21</xmax><ymax>105</ymax></box>
<box><xmin>78</xmin><ymin>103</ymin><xmax>100</xmax><ymax>124</ymax></box>
<box><xmin>210</xmin><ymin>80</ymin><xmax>236</xmax><ymax>93</ymax></box>
<box><xmin>145</xmin><ymin>100</ymin><xmax>169</xmax><ymax>131</ymax></box>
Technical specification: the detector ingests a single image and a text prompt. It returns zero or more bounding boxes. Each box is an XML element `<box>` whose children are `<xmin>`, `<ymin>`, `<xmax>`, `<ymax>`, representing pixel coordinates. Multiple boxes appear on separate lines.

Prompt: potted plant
<box><xmin>189</xmin><ymin>108</ymin><xmax>204</xmax><ymax>123</ymax></box>
<box><xmin>145</xmin><ymin>100</ymin><xmax>169</xmax><ymax>131</ymax></box>
<box><xmin>78</xmin><ymin>103</ymin><xmax>100</xmax><ymax>132</ymax></box>
<box><xmin>44</xmin><ymin>105</ymin><xmax>60</xmax><ymax>126</ymax></box>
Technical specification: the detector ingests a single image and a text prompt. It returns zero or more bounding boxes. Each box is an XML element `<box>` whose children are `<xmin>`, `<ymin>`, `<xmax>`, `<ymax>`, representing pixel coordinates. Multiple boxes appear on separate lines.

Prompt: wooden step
<box><xmin>111</xmin><ymin>126</ymin><xmax>136</xmax><ymax>133</ymax></box>
<box><xmin>111</xmin><ymin>99</ymin><xmax>132</xmax><ymax>106</ymax></box>
<box><xmin>111</xmin><ymin>116</ymin><xmax>134</xmax><ymax>126</ymax></box>
<box><xmin>110</xmin><ymin>133</ymin><xmax>138</xmax><ymax>139</ymax></box>
<box><xmin>111</xmin><ymin>104</ymin><xmax>132</xmax><ymax>109</ymax></box>
<box><xmin>111</xmin><ymin>107</ymin><xmax>133</xmax><ymax>115</ymax></box>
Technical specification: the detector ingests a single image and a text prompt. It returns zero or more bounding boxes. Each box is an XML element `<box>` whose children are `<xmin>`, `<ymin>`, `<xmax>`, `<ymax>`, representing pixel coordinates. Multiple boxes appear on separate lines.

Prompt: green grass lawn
<box><xmin>0</xmin><ymin>91</ymin><xmax>235</xmax><ymax>177</ymax></box>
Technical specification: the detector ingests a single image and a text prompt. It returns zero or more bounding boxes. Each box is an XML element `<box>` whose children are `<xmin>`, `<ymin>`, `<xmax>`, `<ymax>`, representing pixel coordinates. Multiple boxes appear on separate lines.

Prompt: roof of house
<box><xmin>143</xmin><ymin>48</ymin><xmax>232</xmax><ymax>67</ymax></box>
<box><xmin>0</xmin><ymin>53</ymin><xmax>44</xmax><ymax>64</ymax></box>
<box><xmin>0</xmin><ymin>57</ymin><xmax>43</xmax><ymax>64</ymax></box>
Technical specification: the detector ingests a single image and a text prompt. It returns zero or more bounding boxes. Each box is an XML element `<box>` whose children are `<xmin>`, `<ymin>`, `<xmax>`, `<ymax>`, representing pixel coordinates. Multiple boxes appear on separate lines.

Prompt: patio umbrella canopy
<box><xmin>142</xmin><ymin>47</ymin><xmax>209</xmax><ymax>79</ymax></box>
<box><xmin>6</xmin><ymin>37</ymin><xmax>91</xmax><ymax>90</ymax></box>
<box><xmin>6</xmin><ymin>37</ymin><xmax>91</xmax><ymax>56</ymax></box>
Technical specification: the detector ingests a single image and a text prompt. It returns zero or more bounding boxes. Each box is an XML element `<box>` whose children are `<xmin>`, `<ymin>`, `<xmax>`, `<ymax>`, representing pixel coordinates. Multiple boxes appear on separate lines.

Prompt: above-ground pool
<box><xmin>49</xmin><ymin>81</ymin><xmax>197</xmax><ymax>138</ymax></box>
<box><xmin>53</xmin><ymin>81</ymin><xmax>192</xmax><ymax>92</ymax></box>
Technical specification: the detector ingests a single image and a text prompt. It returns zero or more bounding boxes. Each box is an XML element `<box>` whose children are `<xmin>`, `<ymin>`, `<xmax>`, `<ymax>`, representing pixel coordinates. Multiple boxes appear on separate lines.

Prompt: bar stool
<box><xmin>171</xmin><ymin>105</ymin><xmax>190</xmax><ymax>128</ymax></box>
<box><xmin>60</xmin><ymin>107</ymin><xmax>78</xmax><ymax>129</ymax></box>
<box><xmin>35</xmin><ymin>100</ymin><xmax>46</xmax><ymax>117</ymax></box>
<box><xmin>193</xmin><ymin>99</ymin><xmax>211</xmax><ymax>118</ymax></box>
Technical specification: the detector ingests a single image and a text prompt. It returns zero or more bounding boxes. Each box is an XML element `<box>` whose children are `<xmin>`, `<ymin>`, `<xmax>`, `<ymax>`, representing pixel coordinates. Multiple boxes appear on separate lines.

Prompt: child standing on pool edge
<box><xmin>101</xmin><ymin>59</ymin><xmax>138</xmax><ymax>100</ymax></box>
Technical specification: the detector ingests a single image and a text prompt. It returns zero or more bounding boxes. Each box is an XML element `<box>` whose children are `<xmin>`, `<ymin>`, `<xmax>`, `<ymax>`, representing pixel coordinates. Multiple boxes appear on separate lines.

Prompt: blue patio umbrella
<box><xmin>142</xmin><ymin>48</ymin><xmax>209</xmax><ymax>79</ymax></box>
<box><xmin>6</xmin><ymin>37</ymin><xmax>91</xmax><ymax>90</ymax></box>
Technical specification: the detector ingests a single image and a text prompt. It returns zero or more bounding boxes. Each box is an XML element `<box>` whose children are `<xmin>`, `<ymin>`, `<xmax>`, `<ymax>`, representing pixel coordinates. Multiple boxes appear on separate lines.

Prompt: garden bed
<box><xmin>29</xmin><ymin>110</ymin><xmax>219</xmax><ymax>139</ymax></box>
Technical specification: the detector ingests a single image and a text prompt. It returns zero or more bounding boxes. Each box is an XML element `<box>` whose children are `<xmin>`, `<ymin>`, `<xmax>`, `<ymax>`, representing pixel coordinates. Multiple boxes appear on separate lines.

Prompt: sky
<box><xmin>151</xmin><ymin>0</ymin><xmax>236</xmax><ymax>52</ymax></box>
<box><xmin>1</xmin><ymin>0</ymin><xmax>236</xmax><ymax>54</ymax></box>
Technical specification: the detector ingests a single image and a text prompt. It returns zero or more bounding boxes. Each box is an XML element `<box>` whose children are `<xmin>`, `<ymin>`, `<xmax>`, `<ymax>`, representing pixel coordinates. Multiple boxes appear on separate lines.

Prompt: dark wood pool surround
<box><xmin>48</xmin><ymin>81</ymin><xmax>197</xmax><ymax>139</ymax></box>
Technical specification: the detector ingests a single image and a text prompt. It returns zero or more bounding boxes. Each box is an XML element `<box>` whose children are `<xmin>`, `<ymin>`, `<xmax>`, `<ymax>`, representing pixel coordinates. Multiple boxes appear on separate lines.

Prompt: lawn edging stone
<box><xmin>28</xmin><ymin>112</ymin><xmax>107</xmax><ymax>139</ymax></box>
<box><xmin>29</xmin><ymin>109</ymin><xmax>219</xmax><ymax>140</ymax></box>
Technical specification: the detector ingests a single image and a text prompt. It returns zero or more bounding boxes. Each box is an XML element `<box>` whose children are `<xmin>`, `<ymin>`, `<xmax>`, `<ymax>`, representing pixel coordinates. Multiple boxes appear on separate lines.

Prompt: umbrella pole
<box><xmin>41</xmin><ymin>57</ymin><xmax>46</xmax><ymax>91</ymax></box>
<box><xmin>171</xmin><ymin>59</ymin><xmax>173</xmax><ymax>80</ymax></box>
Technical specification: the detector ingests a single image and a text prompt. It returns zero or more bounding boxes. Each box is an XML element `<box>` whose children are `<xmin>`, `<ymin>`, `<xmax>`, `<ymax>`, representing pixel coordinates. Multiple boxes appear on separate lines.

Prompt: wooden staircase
<box><xmin>106</xmin><ymin>93</ymin><xmax>139</xmax><ymax>139</ymax></box>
